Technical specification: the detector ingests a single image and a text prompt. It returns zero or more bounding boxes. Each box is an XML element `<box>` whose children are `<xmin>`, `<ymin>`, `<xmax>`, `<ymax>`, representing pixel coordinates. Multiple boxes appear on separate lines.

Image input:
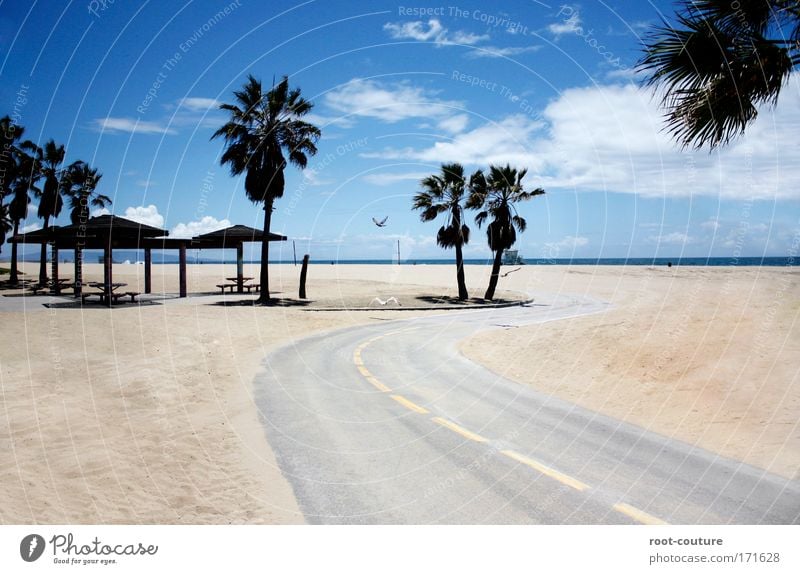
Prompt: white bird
<box><xmin>370</xmin><ymin>296</ymin><xmax>401</xmax><ymax>306</ymax></box>
<box><xmin>372</xmin><ymin>216</ymin><xmax>388</xmax><ymax>227</ymax></box>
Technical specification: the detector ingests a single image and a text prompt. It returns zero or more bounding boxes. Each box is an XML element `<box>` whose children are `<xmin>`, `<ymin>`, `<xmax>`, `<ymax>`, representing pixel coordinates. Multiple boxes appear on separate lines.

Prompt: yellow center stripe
<box><xmin>390</xmin><ymin>394</ymin><xmax>429</xmax><ymax>414</ymax></box>
<box><xmin>501</xmin><ymin>449</ymin><xmax>589</xmax><ymax>491</ymax></box>
<box><xmin>613</xmin><ymin>502</ymin><xmax>669</xmax><ymax>525</ymax></box>
<box><xmin>432</xmin><ymin>417</ymin><xmax>488</xmax><ymax>443</ymax></box>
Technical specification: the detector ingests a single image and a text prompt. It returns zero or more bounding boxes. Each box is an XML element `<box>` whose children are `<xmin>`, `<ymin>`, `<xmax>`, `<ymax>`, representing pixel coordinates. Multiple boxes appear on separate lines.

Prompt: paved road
<box><xmin>255</xmin><ymin>293</ymin><xmax>800</xmax><ymax>524</ymax></box>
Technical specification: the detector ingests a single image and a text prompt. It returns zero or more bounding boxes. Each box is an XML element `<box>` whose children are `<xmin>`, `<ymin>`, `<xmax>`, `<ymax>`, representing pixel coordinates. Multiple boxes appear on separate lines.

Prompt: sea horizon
<box><xmin>7</xmin><ymin>255</ymin><xmax>796</xmax><ymax>267</ymax></box>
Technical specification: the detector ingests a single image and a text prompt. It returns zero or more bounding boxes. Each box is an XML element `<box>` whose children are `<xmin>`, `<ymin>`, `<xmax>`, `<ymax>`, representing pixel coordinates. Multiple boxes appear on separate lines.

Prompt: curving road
<box><xmin>254</xmin><ymin>293</ymin><xmax>800</xmax><ymax>524</ymax></box>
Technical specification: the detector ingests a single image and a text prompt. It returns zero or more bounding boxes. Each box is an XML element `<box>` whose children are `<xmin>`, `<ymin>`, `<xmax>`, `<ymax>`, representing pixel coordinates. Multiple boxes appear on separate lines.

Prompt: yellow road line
<box><xmin>613</xmin><ymin>502</ymin><xmax>669</xmax><ymax>525</ymax></box>
<box><xmin>432</xmin><ymin>417</ymin><xmax>488</xmax><ymax>443</ymax></box>
<box><xmin>501</xmin><ymin>449</ymin><xmax>589</xmax><ymax>491</ymax></box>
<box><xmin>390</xmin><ymin>394</ymin><xmax>429</xmax><ymax>414</ymax></box>
<box><xmin>365</xmin><ymin>376</ymin><xmax>391</xmax><ymax>393</ymax></box>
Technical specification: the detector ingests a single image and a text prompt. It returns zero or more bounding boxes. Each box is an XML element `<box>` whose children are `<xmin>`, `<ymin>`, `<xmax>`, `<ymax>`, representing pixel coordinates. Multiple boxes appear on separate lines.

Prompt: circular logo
<box><xmin>20</xmin><ymin>534</ymin><xmax>45</xmax><ymax>562</ymax></box>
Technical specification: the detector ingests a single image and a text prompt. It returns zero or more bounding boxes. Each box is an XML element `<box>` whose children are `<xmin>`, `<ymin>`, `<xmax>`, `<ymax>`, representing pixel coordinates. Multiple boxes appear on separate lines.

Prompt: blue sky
<box><xmin>2</xmin><ymin>0</ymin><xmax>798</xmax><ymax>261</ymax></box>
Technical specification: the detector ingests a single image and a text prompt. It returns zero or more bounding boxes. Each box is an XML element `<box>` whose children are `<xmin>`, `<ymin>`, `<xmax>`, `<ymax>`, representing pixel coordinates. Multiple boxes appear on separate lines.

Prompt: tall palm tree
<box><xmin>413</xmin><ymin>163</ymin><xmax>472</xmax><ymax>300</ymax></box>
<box><xmin>8</xmin><ymin>143</ymin><xmax>40</xmax><ymax>284</ymax></box>
<box><xmin>638</xmin><ymin>0</ymin><xmax>800</xmax><ymax>149</ymax></box>
<box><xmin>62</xmin><ymin>161</ymin><xmax>110</xmax><ymax>290</ymax></box>
<box><xmin>212</xmin><ymin>75</ymin><xmax>320</xmax><ymax>303</ymax></box>
<box><xmin>63</xmin><ymin>161</ymin><xmax>110</xmax><ymax>225</ymax></box>
<box><xmin>467</xmin><ymin>165</ymin><xmax>544</xmax><ymax>301</ymax></box>
<box><xmin>36</xmin><ymin>139</ymin><xmax>66</xmax><ymax>284</ymax></box>
<box><xmin>0</xmin><ymin>116</ymin><xmax>23</xmax><ymax>256</ymax></box>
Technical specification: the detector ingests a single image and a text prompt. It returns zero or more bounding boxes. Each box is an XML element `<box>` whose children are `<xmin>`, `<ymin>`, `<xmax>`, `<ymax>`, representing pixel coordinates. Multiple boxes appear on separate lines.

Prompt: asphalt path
<box><xmin>255</xmin><ymin>293</ymin><xmax>800</xmax><ymax>524</ymax></box>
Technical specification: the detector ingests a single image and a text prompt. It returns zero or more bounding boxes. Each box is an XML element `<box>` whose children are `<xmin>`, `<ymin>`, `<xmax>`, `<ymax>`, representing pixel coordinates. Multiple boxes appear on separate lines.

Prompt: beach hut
<box><xmin>9</xmin><ymin>215</ymin><xmax>192</xmax><ymax>302</ymax></box>
<box><xmin>191</xmin><ymin>225</ymin><xmax>287</xmax><ymax>293</ymax></box>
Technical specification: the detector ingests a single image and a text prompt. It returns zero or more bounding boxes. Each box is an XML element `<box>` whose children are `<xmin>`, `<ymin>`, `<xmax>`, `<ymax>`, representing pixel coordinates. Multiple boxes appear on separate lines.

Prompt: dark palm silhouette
<box><xmin>413</xmin><ymin>163</ymin><xmax>473</xmax><ymax>300</ymax></box>
<box><xmin>34</xmin><ymin>139</ymin><xmax>66</xmax><ymax>284</ymax></box>
<box><xmin>467</xmin><ymin>165</ymin><xmax>544</xmax><ymax>301</ymax></box>
<box><xmin>212</xmin><ymin>75</ymin><xmax>320</xmax><ymax>302</ymax></box>
<box><xmin>63</xmin><ymin>161</ymin><xmax>110</xmax><ymax>225</ymax></box>
<box><xmin>0</xmin><ymin>116</ymin><xmax>23</xmax><ymax>257</ymax></box>
<box><xmin>8</xmin><ymin>142</ymin><xmax>41</xmax><ymax>284</ymax></box>
<box><xmin>638</xmin><ymin>0</ymin><xmax>800</xmax><ymax>149</ymax></box>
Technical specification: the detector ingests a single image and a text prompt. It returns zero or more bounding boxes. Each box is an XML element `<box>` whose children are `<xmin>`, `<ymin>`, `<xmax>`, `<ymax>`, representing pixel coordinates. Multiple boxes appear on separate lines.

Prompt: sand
<box><xmin>0</xmin><ymin>261</ymin><xmax>797</xmax><ymax>524</ymax></box>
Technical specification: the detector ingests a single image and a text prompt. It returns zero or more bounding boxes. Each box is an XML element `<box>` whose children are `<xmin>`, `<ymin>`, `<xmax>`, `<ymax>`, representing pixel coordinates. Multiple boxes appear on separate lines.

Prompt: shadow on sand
<box><xmin>209</xmin><ymin>297</ymin><xmax>312</xmax><ymax>308</ymax></box>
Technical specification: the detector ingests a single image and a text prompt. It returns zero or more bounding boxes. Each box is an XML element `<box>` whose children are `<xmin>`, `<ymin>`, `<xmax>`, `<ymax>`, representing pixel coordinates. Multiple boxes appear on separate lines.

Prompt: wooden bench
<box><xmin>216</xmin><ymin>283</ymin><xmax>238</xmax><ymax>293</ymax></box>
<box><xmin>112</xmin><ymin>291</ymin><xmax>140</xmax><ymax>303</ymax></box>
<box><xmin>81</xmin><ymin>292</ymin><xmax>104</xmax><ymax>304</ymax></box>
<box><xmin>243</xmin><ymin>283</ymin><xmax>260</xmax><ymax>293</ymax></box>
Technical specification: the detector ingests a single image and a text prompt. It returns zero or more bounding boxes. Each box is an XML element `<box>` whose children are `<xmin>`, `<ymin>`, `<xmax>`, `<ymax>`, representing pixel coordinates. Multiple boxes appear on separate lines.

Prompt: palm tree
<box><xmin>62</xmin><ymin>161</ymin><xmax>110</xmax><ymax>290</ymax></box>
<box><xmin>0</xmin><ymin>116</ymin><xmax>23</xmax><ymax>256</ymax></box>
<box><xmin>7</xmin><ymin>143</ymin><xmax>40</xmax><ymax>284</ymax></box>
<box><xmin>413</xmin><ymin>163</ymin><xmax>472</xmax><ymax>300</ymax></box>
<box><xmin>35</xmin><ymin>139</ymin><xmax>66</xmax><ymax>284</ymax></box>
<box><xmin>63</xmin><ymin>161</ymin><xmax>110</xmax><ymax>225</ymax></box>
<box><xmin>212</xmin><ymin>75</ymin><xmax>320</xmax><ymax>303</ymax></box>
<box><xmin>467</xmin><ymin>165</ymin><xmax>544</xmax><ymax>301</ymax></box>
<box><xmin>638</xmin><ymin>0</ymin><xmax>800</xmax><ymax>149</ymax></box>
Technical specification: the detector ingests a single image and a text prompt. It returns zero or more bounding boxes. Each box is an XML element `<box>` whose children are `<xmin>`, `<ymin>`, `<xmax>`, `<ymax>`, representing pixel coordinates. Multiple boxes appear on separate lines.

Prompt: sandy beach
<box><xmin>0</xmin><ymin>261</ymin><xmax>797</xmax><ymax>523</ymax></box>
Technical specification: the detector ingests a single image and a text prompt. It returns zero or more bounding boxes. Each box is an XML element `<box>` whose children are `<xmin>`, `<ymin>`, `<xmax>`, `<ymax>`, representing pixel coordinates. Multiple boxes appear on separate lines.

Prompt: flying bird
<box><xmin>372</xmin><ymin>216</ymin><xmax>388</xmax><ymax>227</ymax></box>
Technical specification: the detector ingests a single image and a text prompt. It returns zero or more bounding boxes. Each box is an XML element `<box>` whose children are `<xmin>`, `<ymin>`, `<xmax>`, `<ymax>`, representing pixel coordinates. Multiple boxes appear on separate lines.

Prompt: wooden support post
<box><xmin>144</xmin><ymin>248</ymin><xmax>152</xmax><ymax>294</ymax></box>
<box><xmin>179</xmin><ymin>243</ymin><xmax>187</xmax><ymax>298</ymax></box>
<box><xmin>236</xmin><ymin>242</ymin><xmax>244</xmax><ymax>293</ymax></box>
<box><xmin>74</xmin><ymin>247</ymin><xmax>82</xmax><ymax>297</ymax></box>
<box><xmin>52</xmin><ymin>247</ymin><xmax>60</xmax><ymax>294</ymax></box>
<box><xmin>103</xmin><ymin>247</ymin><xmax>112</xmax><ymax>308</ymax></box>
<box><xmin>299</xmin><ymin>254</ymin><xmax>310</xmax><ymax>299</ymax></box>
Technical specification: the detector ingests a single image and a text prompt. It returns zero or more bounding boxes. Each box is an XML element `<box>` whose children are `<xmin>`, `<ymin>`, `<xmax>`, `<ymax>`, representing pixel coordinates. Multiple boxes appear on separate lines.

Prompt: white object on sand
<box><xmin>370</xmin><ymin>296</ymin><xmax>401</xmax><ymax>306</ymax></box>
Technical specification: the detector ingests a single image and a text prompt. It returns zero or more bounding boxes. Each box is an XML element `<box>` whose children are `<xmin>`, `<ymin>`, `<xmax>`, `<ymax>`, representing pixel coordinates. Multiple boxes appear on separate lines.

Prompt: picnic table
<box><xmin>30</xmin><ymin>277</ymin><xmax>73</xmax><ymax>295</ymax></box>
<box><xmin>218</xmin><ymin>277</ymin><xmax>260</xmax><ymax>293</ymax></box>
<box><xmin>83</xmin><ymin>281</ymin><xmax>140</xmax><ymax>304</ymax></box>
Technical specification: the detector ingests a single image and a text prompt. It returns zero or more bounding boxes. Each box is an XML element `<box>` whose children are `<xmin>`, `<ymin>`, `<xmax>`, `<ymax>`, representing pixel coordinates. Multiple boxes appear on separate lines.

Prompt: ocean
<box><xmin>187</xmin><ymin>256</ymin><xmax>798</xmax><ymax>266</ymax></box>
<box><xmin>8</xmin><ymin>255</ymin><xmax>797</xmax><ymax>267</ymax></box>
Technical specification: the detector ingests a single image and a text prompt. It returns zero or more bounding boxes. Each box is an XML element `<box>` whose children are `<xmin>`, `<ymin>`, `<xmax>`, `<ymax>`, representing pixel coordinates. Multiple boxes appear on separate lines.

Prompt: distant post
<box><xmin>299</xmin><ymin>254</ymin><xmax>310</xmax><ymax>299</ymax></box>
<box><xmin>52</xmin><ymin>247</ymin><xmax>60</xmax><ymax>293</ymax></box>
<box><xmin>397</xmin><ymin>239</ymin><xmax>400</xmax><ymax>265</ymax></box>
<box><xmin>144</xmin><ymin>248</ymin><xmax>152</xmax><ymax>294</ymax></box>
<box><xmin>236</xmin><ymin>242</ymin><xmax>244</xmax><ymax>293</ymax></box>
<box><xmin>179</xmin><ymin>243</ymin><xmax>187</xmax><ymax>298</ymax></box>
<box><xmin>293</xmin><ymin>240</ymin><xmax>297</xmax><ymax>266</ymax></box>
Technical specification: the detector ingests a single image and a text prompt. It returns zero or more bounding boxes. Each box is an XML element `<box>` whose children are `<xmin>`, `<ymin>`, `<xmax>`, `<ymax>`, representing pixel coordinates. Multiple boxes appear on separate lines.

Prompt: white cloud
<box><xmin>548</xmin><ymin>10</ymin><xmax>582</xmax><ymax>37</ymax></box>
<box><xmin>170</xmin><ymin>216</ymin><xmax>231</xmax><ymax>238</ymax></box>
<box><xmin>21</xmin><ymin>222</ymin><xmax>41</xmax><ymax>233</ymax></box>
<box><xmin>90</xmin><ymin>207</ymin><xmax>110</xmax><ymax>217</ymax></box>
<box><xmin>365</xmin><ymin>81</ymin><xmax>800</xmax><ymax>201</ymax></box>
<box><xmin>324</xmin><ymin>78</ymin><xmax>463</xmax><ymax>123</ymax></box>
<box><xmin>383</xmin><ymin>19</ymin><xmax>488</xmax><ymax>46</ymax></box>
<box><xmin>361</xmin><ymin>172</ymin><xmax>429</xmax><ymax>186</ymax></box>
<box><xmin>94</xmin><ymin>117</ymin><xmax>176</xmax><ymax>135</ymax></box>
<box><xmin>467</xmin><ymin>45</ymin><xmax>541</xmax><ymax>59</ymax></box>
<box><xmin>363</xmin><ymin>114</ymin><xmax>544</xmax><ymax>167</ymax></box>
<box><xmin>437</xmin><ymin>114</ymin><xmax>469</xmax><ymax>134</ymax></box>
<box><xmin>701</xmin><ymin>218</ymin><xmax>720</xmax><ymax>231</ymax></box>
<box><xmin>180</xmin><ymin>97</ymin><xmax>220</xmax><ymax>111</ymax></box>
<box><xmin>650</xmin><ymin>232</ymin><xmax>694</xmax><ymax>245</ymax></box>
<box><xmin>121</xmin><ymin>205</ymin><xmax>165</xmax><ymax>228</ymax></box>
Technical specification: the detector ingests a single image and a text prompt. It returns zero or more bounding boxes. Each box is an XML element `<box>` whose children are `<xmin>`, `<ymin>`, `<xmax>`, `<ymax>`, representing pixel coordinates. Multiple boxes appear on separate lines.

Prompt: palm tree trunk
<box><xmin>38</xmin><ymin>217</ymin><xmax>49</xmax><ymax>285</ymax></box>
<box><xmin>454</xmin><ymin>242</ymin><xmax>468</xmax><ymax>300</ymax></box>
<box><xmin>257</xmin><ymin>201</ymin><xmax>273</xmax><ymax>303</ymax></box>
<box><xmin>10</xmin><ymin>220</ymin><xmax>19</xmax><ymax>284</ymax></box>
<box><xmin>484</xmin><ymin>248</ymin><xmax>503</xmax><ymax>301</ymax></box>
